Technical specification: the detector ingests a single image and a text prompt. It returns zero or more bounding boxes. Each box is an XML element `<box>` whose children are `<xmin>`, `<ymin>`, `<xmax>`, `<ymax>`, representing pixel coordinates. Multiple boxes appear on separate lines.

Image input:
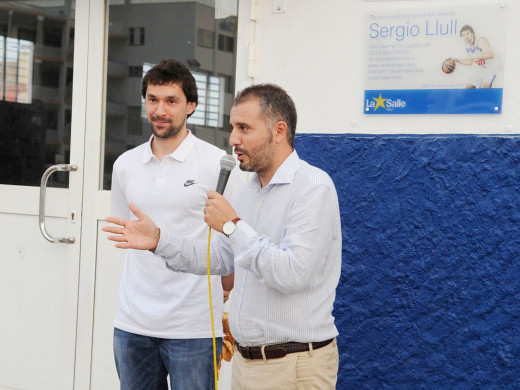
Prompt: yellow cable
<box><xmin>207</xmin><ymin>227</ymin><xmax>219</xmax><ymax>390</ymax></box>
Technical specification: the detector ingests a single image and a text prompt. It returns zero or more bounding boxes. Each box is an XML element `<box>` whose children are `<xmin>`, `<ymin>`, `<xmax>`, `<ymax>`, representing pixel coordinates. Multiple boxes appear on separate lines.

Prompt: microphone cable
<box><xmin>207</xmin><ymin>227</ymin><xmax>219</xmax><ymax>390</ymax></box>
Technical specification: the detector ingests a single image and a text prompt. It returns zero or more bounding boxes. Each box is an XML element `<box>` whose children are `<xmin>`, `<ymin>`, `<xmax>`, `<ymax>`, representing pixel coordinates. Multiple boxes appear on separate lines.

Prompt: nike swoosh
<box><xmin>184</xmin><ymin>180</ymin><xmax>197</xmax><ymax>187</ymax></box>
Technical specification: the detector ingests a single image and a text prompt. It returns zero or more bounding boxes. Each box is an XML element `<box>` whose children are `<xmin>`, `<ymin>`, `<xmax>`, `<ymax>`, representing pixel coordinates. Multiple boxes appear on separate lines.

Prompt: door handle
<box><xmin>39</xmin><ymin>164</ymin><xmax>78</xmax><ymax>243</ymax></box>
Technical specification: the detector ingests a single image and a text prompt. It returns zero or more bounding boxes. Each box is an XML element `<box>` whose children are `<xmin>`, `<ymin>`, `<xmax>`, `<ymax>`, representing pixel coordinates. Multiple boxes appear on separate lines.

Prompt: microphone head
<box><xmin>220</xmin><ymin>154</ymin><xmax>236</xmax><ymax>172</ymax></box>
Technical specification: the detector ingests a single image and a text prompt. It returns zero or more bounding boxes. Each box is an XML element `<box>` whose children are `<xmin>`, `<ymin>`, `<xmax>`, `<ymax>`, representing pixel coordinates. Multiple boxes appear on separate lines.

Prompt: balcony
<box><xmin>34</xmin><ymin>45</ymin><xmax>64</xmax><ymax>63</ymax></box>
<box><xmin>107</xmin><ymin>60</ymin><xmax>128</xmax><ymax>78</ymax></box>
<box><xmin>108</xmin><ymin>23</ymin><xmax>128</xmax><ymax>41</ymax></box>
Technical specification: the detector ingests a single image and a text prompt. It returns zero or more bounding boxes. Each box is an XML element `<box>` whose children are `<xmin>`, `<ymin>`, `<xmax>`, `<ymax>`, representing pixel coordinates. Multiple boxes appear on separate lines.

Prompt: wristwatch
<box><xmin>223</xmin><ymin>217</ymin><xmax>241</xmax><ymax>237</ymax></box>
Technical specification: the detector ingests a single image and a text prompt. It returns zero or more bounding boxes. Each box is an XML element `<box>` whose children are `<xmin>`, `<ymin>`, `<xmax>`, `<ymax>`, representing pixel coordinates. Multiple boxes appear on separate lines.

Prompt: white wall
<box><xmin>235</xmin><ymin>0</ymin><xmax>520</xmax><ymax>135</ymax></box>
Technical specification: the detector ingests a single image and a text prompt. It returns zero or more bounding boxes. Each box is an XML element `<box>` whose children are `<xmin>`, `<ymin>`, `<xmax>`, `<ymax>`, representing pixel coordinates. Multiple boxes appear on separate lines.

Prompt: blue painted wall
<box><xmin>295</xmin><ymin>134</ymin><xmax>520</xmax><ymax>389</ymax></box>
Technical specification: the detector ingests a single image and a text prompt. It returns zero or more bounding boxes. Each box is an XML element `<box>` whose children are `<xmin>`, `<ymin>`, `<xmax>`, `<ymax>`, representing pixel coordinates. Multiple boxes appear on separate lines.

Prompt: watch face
<box><xmin>223</xmin><ymin>221</ymin><xmax>235</xmax><ymax>235</ymax></box>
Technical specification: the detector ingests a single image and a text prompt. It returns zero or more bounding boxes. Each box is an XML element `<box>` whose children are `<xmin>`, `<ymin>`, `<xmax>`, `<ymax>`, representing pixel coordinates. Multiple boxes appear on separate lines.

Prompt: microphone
<box><xmin>216</xmin><ymin>155</ymin><xmax>236</xmax><ymax>194</ymax></box>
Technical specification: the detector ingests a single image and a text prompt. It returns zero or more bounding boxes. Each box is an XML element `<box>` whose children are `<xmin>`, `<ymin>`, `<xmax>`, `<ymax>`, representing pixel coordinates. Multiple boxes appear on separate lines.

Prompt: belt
<box><xmin>235</xmin><ymin>339</ymin><xmax>333</xmax><ymax>360</ymax></box>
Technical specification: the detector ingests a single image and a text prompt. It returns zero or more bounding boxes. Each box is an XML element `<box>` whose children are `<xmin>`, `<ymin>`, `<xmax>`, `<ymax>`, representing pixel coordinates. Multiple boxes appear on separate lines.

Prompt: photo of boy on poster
<box><xmin>452</xmin><ymin>24</ymin><xmax>496</xmax><ymax>89</ymax></box>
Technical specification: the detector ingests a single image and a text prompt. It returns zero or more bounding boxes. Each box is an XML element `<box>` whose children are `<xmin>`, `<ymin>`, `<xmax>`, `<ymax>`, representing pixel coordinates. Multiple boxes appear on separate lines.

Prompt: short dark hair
<box><xmin>141</xmin><ymin>59</ymin><xmax>198</xmax><ymax>117</ymax></box>
<box><xmin>460</xmin><ymin>24</ymin><xmax>474</xmax><ymax>37</ymax></box>
<box><xmin>233</xmin><ymin>83</ymin><xmax>297</xmax><ymax>147</ymax></box>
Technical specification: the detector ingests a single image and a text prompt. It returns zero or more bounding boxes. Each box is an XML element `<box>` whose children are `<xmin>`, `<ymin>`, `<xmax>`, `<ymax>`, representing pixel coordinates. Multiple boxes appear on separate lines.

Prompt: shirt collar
<box><xmin>142</xmin><ymin>130</ymin><xmax>196</xmax><ymax>163</ymax></box>
<box><xmin>250</xmin><ymin>150</ymin><xmax>299</xmax><ymax>188</ymax></box>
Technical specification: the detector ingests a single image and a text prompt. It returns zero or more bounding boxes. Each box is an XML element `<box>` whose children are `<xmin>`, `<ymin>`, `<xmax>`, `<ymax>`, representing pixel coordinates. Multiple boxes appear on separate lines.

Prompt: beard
<box><xmin>150</xmin><ymin>116</ymin><xmax>185</xmax><ymax>139</ymax></box>
<box><xmin>236</xmin><ymin>132</ymin><xmax>274</xmax><ymax>173</ymax></box>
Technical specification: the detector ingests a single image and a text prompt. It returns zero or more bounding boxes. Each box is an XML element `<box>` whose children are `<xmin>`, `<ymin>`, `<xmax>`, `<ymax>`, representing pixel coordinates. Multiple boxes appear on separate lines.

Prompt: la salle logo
<box><xmin>366</xmin><ymin>93</ymin><xmax>406</xmax><ymax>112</ymax></box>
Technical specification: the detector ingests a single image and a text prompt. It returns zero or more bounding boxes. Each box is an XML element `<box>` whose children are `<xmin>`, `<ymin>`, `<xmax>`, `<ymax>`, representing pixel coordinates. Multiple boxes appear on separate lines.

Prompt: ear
<box><xmin>273</xmin><ymin>120</ymin><xmax>288</xmax><ymax>144</ymax></box>
<box><xmin>187</xmin><ymin>101</ymin><xmax>197</xmax><ymax>116</ymax></box>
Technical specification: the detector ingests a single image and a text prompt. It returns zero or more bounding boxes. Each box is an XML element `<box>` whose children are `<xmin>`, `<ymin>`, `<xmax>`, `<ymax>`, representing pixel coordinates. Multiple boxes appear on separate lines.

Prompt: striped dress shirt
<box><xmin>156</xmin><ymin>150</ymin><xmax>342</xmax><ymax>345</ymax></box>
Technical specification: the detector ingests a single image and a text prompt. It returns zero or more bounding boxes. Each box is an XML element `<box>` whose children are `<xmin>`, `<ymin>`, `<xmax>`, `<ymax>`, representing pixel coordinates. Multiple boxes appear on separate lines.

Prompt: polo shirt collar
<box><xmin>250</xmin><ymin>150</ymin><xmax>300</xmax><ymax>188</ymax></box>
<box><xmin>142</xmin><ymin>130</ymin><xmax>197</xmax><ymax>163</ymax></box>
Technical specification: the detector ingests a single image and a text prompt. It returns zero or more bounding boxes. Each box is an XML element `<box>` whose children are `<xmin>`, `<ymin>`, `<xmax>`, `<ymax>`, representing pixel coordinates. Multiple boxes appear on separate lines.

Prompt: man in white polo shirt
<box><xmin>109</xmin><ymin>59</ymin><xmax>238</xmax><ymax>390</ymax></box>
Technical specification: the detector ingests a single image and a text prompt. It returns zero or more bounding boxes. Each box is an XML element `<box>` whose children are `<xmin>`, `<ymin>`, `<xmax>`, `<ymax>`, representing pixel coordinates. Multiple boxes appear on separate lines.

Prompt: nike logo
<box><xmin>184</xmin><ymin>180</ymin><xmax>197</xmax><ymax>187</ymax></box>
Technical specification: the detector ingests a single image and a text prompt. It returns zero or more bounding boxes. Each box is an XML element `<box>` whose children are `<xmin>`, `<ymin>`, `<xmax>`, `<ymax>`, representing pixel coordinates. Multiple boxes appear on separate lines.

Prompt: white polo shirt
<box><xmin>111</xmin><ymin>131</ymin><xmax>241</xmax><ymax>338</ymax></box>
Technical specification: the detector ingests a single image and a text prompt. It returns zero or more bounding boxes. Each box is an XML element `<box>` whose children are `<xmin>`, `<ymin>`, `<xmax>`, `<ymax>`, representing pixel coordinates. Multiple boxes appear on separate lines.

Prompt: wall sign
<box><xmin>364</xmin><ymin>1</ymin><xmax>505</xmax><ymax>114</ymax></box>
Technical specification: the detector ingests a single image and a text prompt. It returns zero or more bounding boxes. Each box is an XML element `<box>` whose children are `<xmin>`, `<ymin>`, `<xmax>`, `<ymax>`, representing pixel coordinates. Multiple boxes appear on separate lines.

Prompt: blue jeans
<box><xmin>113</xmin><ymin>327</ymin><xmax>222</xmax><ymax>390</ymax></box>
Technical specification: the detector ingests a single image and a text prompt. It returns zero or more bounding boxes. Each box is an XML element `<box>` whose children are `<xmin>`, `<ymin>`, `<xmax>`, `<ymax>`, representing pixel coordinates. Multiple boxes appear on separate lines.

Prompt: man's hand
<box><xmin>204</xmin><ymin>191</ymin><xmax>237</xmax><ymax>233</ymax></box>
<box><xmin>102</xmin><ymin>203</ymin><xmax>160</xmax><ymax>251</ymax></box>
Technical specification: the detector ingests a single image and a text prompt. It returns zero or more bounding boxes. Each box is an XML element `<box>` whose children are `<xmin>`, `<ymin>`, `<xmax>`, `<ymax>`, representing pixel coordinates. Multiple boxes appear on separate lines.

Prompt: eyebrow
<box><xmin>146</xmin><ymin>94</ymin><xmax>179</xmax><ymax>100</ymax></box>
<box><xmin>232</xmin><ymin>121</ymin><xmax>249</xmax><ymax>127</ymax></box>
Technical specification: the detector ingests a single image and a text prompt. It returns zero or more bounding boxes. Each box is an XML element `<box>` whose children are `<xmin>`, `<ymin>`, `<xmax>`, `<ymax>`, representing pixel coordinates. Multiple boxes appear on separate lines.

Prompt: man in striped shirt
<box><xmin>104</xmin><ymin>83</ymin><xmax>342</xmax><ymax>389</ymax></box>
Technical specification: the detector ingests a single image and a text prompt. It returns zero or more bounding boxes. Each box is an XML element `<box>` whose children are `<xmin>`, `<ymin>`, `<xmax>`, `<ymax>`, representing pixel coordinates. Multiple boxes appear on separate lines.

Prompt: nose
<box><xmin>155</xmin><ymin>101</ymin><xmax>166</xmax><ymax>116</ymax></box>
<box><xmin>229</xmin><ymin>127</ymin><xmax>239</xmax><ymax>148</ymax></box>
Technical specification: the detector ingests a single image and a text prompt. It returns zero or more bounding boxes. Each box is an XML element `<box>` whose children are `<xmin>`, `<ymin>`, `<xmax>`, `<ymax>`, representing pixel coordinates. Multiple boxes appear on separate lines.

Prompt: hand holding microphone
<box><xmin>204</xmin><ymin>155</ymin><xmax>238</xmax><ymax>233</ymax></box>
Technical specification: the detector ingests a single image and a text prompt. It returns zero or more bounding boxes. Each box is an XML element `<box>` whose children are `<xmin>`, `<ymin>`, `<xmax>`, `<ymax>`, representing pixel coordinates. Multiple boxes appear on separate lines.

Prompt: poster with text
<box><xmin>364</xmin><ymin>1</ymin><xmax>505</xmax><ymax>114</ymax></box>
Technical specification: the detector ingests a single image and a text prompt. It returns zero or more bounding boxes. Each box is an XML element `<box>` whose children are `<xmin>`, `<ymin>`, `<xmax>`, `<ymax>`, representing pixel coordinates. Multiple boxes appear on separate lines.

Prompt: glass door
<box><xmin>0</xmin><ymin>1</ymin><xmax>92</xmax><ymax>389</ymax></box>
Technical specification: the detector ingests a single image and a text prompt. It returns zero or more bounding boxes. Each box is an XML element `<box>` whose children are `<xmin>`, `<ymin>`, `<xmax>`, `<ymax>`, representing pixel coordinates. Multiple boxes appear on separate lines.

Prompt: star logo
<box><xmin>373</xmin><ymin>93</ymin><xmax>387</xmax><ymax>111</ymax></box>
